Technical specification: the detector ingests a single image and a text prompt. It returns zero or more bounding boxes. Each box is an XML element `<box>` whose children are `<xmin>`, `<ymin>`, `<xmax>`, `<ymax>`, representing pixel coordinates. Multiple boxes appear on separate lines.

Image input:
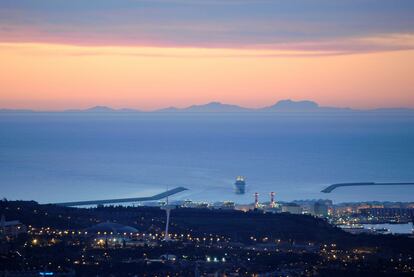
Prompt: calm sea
<box><xmin>1</xmin><ymin>112</ymin><xmax>413</xmax><ymax>204</ymax></box>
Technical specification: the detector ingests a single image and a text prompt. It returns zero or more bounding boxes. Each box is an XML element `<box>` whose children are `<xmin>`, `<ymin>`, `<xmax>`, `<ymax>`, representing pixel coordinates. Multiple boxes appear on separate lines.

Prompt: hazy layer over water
<box><xmin>1</xmin><ymin>113</ymin><xmax>413</xmax><ymax>204</ymax></box>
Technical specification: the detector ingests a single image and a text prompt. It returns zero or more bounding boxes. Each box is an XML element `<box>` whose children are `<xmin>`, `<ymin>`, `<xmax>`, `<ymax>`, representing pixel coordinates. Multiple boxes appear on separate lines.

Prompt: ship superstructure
<box><xmin>234</xmin><ymin>176</ymin><xmax>246</xmax><ymax>194</ymax></box>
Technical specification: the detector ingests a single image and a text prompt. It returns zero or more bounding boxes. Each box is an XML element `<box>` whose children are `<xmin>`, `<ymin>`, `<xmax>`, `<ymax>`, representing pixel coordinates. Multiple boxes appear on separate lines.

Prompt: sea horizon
<box><xmin>2</xmin><ymin>111</ymin><xmax>413</xmax><ymax>204</ymax></box>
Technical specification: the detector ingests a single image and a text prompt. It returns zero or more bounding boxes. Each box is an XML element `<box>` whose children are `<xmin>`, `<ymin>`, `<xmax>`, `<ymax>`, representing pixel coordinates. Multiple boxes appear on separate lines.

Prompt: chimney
<box><xmin>254</xmin><ymin>192</ymin><xmax>259</xmax><ymax>208</ymax></box>
<box><xmin>270</xmin><ymin>192</ymin><xmax>275</xmax><ymax>208</ymax></box>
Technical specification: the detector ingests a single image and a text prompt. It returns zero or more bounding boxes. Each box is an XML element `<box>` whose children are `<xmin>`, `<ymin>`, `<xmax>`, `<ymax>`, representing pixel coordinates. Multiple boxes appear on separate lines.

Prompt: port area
<box><xmin>1</xmin><ymin>200</ymin><xmax>414</xmax><ymax>276</ymax></box>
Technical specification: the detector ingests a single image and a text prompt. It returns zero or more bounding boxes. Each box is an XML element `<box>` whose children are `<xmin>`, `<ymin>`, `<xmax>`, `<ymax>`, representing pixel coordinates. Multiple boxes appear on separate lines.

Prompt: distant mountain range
<box><xmin>1</xmin><ymin>99</ymin><xmax>413</xmax><ymax>114</ymax></box>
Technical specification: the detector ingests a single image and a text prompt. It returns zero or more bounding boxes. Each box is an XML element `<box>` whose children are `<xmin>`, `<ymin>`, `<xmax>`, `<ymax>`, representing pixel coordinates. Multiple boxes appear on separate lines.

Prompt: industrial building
<box><xmin>281</xmin><ymin>203</ymin><xmax>303</xmax><ymax>214</ymax></box>
<box><xmin>311</xmin><ymin>201</ymin><xmax>329</xmax><ymax>217</ymax></box>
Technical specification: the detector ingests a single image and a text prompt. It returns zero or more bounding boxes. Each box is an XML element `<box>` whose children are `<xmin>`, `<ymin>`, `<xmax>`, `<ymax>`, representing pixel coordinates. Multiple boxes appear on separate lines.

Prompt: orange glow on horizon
<box><xmin>1</xmin><ymin>43</ymin><xmax>413</xmax><ymax>110</ymax></box>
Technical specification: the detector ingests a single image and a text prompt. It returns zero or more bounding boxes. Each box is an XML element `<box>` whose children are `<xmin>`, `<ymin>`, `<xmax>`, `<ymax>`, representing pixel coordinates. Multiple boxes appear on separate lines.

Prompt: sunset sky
<box><xmin>1</xmin><ymin>0</ymin><xmax>414</xmax><ymax>110</ymax></box>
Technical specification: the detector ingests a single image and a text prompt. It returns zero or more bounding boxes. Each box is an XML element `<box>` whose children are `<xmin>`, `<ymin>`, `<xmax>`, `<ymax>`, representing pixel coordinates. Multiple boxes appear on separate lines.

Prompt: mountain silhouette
<box><xmin>1</xmin><ymin>100</ymin><xmax>413</xmax><ymax>114</ymax></box>
<box><xmin>156</xmin><ymin>101</ymin><xmax>249</xmax><ymax>113</ymax></box>
<box><xmin>262</xmin><ymin>99</ymin><xmax>319</xmax><ymax>111</ymax></box>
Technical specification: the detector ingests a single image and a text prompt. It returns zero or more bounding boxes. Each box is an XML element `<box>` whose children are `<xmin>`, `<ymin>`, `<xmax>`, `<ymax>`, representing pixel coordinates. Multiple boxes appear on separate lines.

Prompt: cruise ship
<box><xmin>234</xmin><ymin>176</ymin><xmax>246</xmax><ymax>194</ymax></box>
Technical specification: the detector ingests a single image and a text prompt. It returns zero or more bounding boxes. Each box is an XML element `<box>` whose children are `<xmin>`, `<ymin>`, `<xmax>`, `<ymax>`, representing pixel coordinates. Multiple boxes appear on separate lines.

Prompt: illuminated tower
<box><xmin>254</xmin><ymin>192</ymin><xmax>259</xmax><ymax>208</ymax></box>
<box><xmin>270</xmin><ymin>192</ymin><xmax>276</xmax><ymax>208</ymax></box>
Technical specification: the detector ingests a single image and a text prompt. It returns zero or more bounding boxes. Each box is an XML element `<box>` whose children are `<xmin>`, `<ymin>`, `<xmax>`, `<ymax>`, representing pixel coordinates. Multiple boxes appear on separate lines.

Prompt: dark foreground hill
<box><xmin>1</xmin><ymin>200</ymin><xmax>413</xmax><ymax>253</ymax></box>
<box><xmin>1</xmin><ymin>200</ymin><xmax>414</xmax><ymax>276</ymax></box>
